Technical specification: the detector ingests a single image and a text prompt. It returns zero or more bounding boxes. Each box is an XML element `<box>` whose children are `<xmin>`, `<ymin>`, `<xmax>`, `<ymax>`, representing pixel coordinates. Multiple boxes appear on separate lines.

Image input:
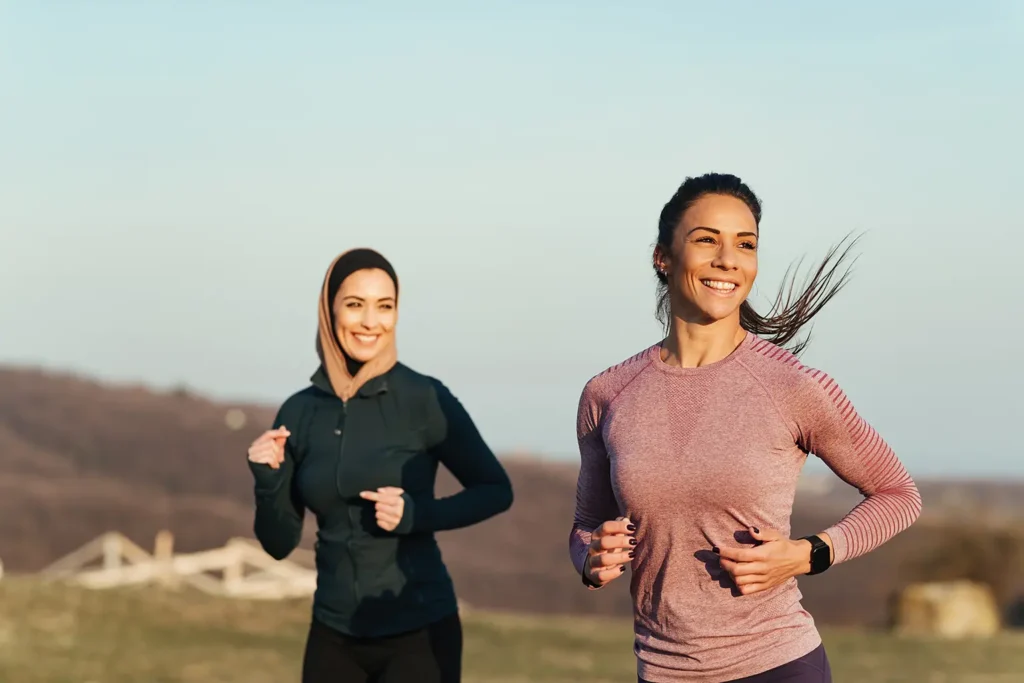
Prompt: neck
<box><xmin>661</xmin><ymin>314</ymin><xmax>746</xmax><ymax>369</ymax></box>
<box><xmin>345</xmin><ymin>355</ymin><xmax>364</xmax><ymax>378</ymax></box>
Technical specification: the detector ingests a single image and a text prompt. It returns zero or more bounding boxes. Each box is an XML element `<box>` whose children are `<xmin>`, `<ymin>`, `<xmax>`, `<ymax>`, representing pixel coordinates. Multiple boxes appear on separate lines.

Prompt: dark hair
<box><xmin>327</xmin><ymin>248</ymin><xmax>399</xmax><ymax>304</ymax></box>
<box><xmin>655</xmin><ymin>173</ymin><xmax>858</xmax><ymax>356</ymax></box>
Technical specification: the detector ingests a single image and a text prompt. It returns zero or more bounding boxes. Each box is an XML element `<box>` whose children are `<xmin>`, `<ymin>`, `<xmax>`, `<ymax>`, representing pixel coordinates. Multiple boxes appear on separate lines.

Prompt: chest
<box><xmin>294</xmin><ymin>395</ymin><xmax>437</xmax><ymax>514</ymax></box>
<box><xmin>602</xmin><ymin>378</ymin><xmax>804</xmax><ymax>512</ymax></box>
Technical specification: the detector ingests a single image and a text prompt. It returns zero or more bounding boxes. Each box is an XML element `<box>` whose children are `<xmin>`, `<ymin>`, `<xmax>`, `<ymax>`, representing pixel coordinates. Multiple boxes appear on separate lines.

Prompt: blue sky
<box><xmin>1</xmin><ymin>2</ymin><xmax>1021</xmax><ymax>476</ymax></box>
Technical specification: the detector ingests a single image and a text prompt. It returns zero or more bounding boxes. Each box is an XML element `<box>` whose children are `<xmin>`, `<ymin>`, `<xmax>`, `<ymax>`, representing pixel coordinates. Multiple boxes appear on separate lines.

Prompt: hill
<box><xmin>2</xmin><ymin>578</ymin><xmax>1023</xmax><ymax>683</ymax></box>
<box><xmin>2</xmin><ymin>365</ymin><xmax>1023</xmax><ymax>625</ymax></box>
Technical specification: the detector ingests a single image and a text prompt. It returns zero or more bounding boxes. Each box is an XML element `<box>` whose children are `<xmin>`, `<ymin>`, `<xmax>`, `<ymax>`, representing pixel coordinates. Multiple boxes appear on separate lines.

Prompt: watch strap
<box><xmin>801</xmin><ymin>534</ymin><xmax>832</xmax><ymax>575</ymax></box>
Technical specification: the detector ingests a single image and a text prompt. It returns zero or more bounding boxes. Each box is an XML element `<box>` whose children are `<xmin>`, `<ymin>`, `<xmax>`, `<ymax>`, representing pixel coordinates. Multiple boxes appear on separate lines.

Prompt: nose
<box><xmin>360</xmin><ymin>306</ymin><xmax>379</xmax><ymax>329</ymax></box>
<box><xmin>711</xmin><ymin>242</ymin><xmax>739</xmax><ymax>271</ymax></box>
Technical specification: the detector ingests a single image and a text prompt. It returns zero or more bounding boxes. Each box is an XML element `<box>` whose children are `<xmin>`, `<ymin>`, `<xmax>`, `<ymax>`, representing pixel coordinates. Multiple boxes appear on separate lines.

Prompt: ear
<box><xmin>652</xmin><ymin>245</ymin><xmax>670</xmax><ymax>275</ymax></box>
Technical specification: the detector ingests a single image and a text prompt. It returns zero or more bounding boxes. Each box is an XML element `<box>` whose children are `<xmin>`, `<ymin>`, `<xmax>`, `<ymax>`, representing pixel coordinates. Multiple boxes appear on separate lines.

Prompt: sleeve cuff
<box><xmin>580</xmin><ymin>567</ymin><xmax>603</xmax><ymax>590</ymax></box>
<box><xmin>249</xmin><ymin>461</ymin><xmax>287</xmax><ymax>494</ymax></box>
<box><xmin>394</xmin><ymin>493</ymin><xmax>417</xmax><ymax>534</ymax></box>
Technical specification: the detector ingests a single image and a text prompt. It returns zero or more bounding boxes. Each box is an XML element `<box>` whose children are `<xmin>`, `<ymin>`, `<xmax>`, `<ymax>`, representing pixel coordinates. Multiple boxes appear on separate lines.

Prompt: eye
<box><xmin>345</xmin><ymin>301</ymin><xmax>362</xmax><ymax>308</ymax></box>
<box><xmin>740</xmin><ymin>241</ymin><xmax>758</xmax><ymax>250</ymax></box>
<box><xmin>379</xmin><ymin>303</ymin><xmax>394</xmax><ymax>311</ymax></box>
<box><xmin>695</xmin><ymin>236</ymin><xmax>716</xmax><ymax>244</ymax></box>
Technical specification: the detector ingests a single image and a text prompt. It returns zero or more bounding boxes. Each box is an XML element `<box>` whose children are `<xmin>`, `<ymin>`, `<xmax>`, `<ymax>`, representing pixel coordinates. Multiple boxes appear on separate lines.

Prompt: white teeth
<box><xmin>701</xmin><ymin>280</ymin><xmax>737</xmax><ymax>291</ymax></box>
<box><xmin>353</xmin><ymin>334</ymin><xmax>378</xmax><ymax>343</ymax></box>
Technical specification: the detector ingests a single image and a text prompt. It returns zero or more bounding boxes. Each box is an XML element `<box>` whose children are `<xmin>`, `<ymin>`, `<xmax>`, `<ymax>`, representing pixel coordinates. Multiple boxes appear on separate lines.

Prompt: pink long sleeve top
<box><xmin>570</xmin><ymin>332</ymin><xmax>922</xmax><ymax>682</ymax></box>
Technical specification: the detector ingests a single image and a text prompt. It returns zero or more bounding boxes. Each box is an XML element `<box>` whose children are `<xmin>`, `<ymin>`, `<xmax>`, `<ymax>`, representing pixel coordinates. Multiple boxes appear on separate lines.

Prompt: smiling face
<box><xmin>654</xmin><ymin>193</ymin><xmax>758</xmax><ymax>325</ymax></box>
<box><xmin>332</xmin><ymin>268</ymin><xmax>398</xmax><ymax>363</ymax></box>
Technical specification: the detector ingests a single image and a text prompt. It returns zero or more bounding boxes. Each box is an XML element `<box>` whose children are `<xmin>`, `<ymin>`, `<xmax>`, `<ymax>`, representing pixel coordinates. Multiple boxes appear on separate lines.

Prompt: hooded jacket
<box><xmin>248</xmin><ymin>251</ymin><xmax>513</xmax><ymax>637</ymax></box>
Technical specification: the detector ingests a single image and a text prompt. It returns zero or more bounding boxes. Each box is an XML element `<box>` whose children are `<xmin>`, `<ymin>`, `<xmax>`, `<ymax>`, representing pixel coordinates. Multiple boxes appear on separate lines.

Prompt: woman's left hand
<box><xmin>716</xmin><ymin>527</ymin><xmax>811</xmax><ymax>596</ymax></box>
<box><xmin>359</xmin><ymin>487</ymin><xmax>406</xmax><ymax>531</ymax></box>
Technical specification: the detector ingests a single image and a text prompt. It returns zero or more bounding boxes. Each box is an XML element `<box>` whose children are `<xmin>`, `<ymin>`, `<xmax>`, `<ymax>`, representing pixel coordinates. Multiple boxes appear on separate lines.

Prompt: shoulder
<box><xmin>386</xmin><ymin>363</ymin><xmax>463</xmax><ymax>425</ymax></box>
<box><xmin>270</xmin><ymin>385</ymin><xmax>325</xmax><ymax>437</ymax></box>
<box><xmin>577</xmin><ymin>345</ymin><xmax>657</xmax><ymax>436</ymax></box>
<box><xmin>387</xmin><ymin>362</ymin><xmax>448</xmax><ymax>399</ymax></box>
<box><xmin>739</xmin><ymin>335</ymin><xmax>847</xmax><ymax>414</ymax></box>
<box><xmin>389</xmin><ymin>364</ymin><xmax>475</xmax><ymax>446</ymax></box>
<box><xmin>276</xmin><ymin>385</ymin><xmax>322</xmax><ymax>416</ymax></box>
<box><xmin>582</xmin><ymin>344</ymin><xmax>658</xmax><ymax>401</ymax></box>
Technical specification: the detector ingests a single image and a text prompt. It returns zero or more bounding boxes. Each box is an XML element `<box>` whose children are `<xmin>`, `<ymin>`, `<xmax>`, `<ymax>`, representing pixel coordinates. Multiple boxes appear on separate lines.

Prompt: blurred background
<box><xmin>1</xmin><ymin>2</ymin><xmax>1022</xmax><ymax>682</ymax></box>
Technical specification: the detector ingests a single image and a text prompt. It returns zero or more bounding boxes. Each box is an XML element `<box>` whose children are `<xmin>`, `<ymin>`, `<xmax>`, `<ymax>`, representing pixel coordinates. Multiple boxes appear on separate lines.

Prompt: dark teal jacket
<box><xmin>248</xmin><ymin>363</ymin><xmax>513</xmax><ymax>637</ymax></box>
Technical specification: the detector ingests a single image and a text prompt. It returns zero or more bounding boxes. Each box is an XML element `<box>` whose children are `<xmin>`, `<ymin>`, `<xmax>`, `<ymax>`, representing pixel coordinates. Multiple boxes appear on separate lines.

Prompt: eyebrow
<box><xmin>341</xmin><ymin>295</ymin><xmax>395</xmax><ymax>302</ymax></box>
<box><xmin>687</xmin><ymin>226</ymin><xmax>758</xmax><ymax>238</ymax></box>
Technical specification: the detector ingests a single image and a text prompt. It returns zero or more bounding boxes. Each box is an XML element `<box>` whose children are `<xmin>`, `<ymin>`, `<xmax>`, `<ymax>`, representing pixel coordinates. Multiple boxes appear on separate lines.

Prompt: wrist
<box><xmin>250</xmin><ymin>461</ymin><xmax>287</xmax><ymax>493</ymax></box>
<box><xmin>581</xmin><ymin>565</ymin><xmax>603</xmax><ymax>590</ymax></box>
<box><xmin>798</xmin><ymin>533</ymin><xmax>834</xmax><ymax>575</ymax></box>
<box><xmin>793</xmin><ymin>538</ymin><xmax>813</xmax><ymax>576</ymax></box>
<box><xmin>393</xmin><ymin>493</ymin><xmax>416</xmax><ymax>534</ymax></box>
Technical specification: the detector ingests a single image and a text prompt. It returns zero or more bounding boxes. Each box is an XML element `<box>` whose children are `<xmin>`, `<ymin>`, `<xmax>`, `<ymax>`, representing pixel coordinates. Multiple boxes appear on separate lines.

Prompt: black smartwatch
<box><xmin>801</xmin><ymin>534</ymin><xmax>832</xmax><ymax>575</ymax></box>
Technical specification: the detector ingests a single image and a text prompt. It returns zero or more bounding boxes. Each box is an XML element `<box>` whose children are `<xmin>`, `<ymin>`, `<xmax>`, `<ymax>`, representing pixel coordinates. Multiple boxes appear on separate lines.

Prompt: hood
<box><xmin>315</xmin><ymin>248</ymin><xmax>398</xmax><ymax>402</ymax></box>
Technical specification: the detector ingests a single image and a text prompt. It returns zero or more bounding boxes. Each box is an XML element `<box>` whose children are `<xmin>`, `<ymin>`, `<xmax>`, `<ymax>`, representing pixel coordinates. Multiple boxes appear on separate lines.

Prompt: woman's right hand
<box><xmin>584</xmin><ymin>516</ymin><xmax>636</xmax><ymax>587</ymax></box>
<box><xmin>247</xmin><ymin>427</ymin><xmax>291</xmax><ymax>469</ymax></box>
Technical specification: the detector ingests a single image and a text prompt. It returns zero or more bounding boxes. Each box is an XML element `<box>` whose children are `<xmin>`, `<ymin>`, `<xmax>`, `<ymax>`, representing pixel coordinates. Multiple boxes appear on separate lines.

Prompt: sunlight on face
<box><xmin>332</xmin><ymin>268</ymin><xmax>397</xmax><ymax>363</ymax></box>
<box><xmin>657</xmin><ymin>194</ymin><xmax>758</xmax><ymax>324</ymax></box>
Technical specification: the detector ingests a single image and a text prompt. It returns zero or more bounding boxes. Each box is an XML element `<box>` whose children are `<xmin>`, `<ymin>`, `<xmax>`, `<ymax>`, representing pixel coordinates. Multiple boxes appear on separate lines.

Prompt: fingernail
<box><xmin>629</xmin><ymin>538</ymin><xmax>637</xmax><ymax>546</ymax></box>
<box><xmin>628</xmin><ymin>551</ymin><xmax>635</xmax><ymax>559</ymax></box>
<box><xmin>712</xmin><ymin>546</ymin><xmax>720</xmax><ymax>554</ymax></box>
<box><xmin>627</xmin><ymin>524</ymin><xmax>636</xmax><ymax>532</ymax></box>
<box><xmin>619</xmin><ymin>566</ymin><xmax>626</xmax><ymax>573</ymax></box>
<box><xmin>753</xmin><ymin>527</ymin><xmax>760</xmax><ymax>534</ymax></box>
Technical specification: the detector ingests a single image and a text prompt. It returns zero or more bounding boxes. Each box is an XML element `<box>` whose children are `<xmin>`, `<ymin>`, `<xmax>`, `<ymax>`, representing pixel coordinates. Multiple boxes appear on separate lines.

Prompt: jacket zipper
<box><xmin>336</xmin><ymin>400</ymin><xmax>360</xmax><ymax>607</ymax></box>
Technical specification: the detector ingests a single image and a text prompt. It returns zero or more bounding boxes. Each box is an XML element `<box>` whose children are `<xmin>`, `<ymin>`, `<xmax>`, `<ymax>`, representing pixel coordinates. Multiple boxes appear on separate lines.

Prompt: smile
<box><xmin>701</xmin><ymin>279</ymin><xmax>738</xmax><ymax>294</ymax></box>
<box><xmin>353</xmin><ymin>334</ymin><xmax>380</xmax><ymax>344</ymax></box>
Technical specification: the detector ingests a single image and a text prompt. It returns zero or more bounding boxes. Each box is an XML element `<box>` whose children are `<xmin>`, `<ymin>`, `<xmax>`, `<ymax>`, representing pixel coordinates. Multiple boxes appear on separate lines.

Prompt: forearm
<box><xmin>570</xmin><ymin>430</ymin><xmax>620</xmax><ymax>588</ymax></box>
<box><xmin>821</xmin><ymin>481</ymin><xmax>921</xmax><ymax>564</ymax></box>
<box><xmin>250</xmin><ymin>465</ymin><xmax>304</xmax><ymax>559</ymax></box>
<box><xmin>570</xmin><ymin>499</ymin><xmax>609</xmax><ymax>579</ymax></box>
<box><xmin>399</xmin><ymin>478</ymin><xmax>513</xmax><ymax>534</ymax></box>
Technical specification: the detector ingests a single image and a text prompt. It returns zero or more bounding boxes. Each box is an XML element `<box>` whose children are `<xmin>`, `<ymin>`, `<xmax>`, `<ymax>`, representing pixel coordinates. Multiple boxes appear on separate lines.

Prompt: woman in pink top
<box><xmin>569</xmin><ymin>173</ymin><xmax>922</xmax><ymax>683</ymax></box>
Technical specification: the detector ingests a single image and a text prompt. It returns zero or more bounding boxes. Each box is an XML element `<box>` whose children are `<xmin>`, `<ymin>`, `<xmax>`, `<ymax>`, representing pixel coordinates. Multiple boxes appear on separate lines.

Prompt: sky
<box><xmin>1</xmin><ymin>2</ymin><xmax>1021</xmax><ymax>477</ymax></box>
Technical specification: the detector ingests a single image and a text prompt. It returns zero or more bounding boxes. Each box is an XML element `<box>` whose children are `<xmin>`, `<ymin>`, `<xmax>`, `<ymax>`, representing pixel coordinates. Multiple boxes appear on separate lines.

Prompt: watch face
<box><xmin>811</xmin><ymin>543</ymin><xmax>829</xmax><ymax>571</ymax></box>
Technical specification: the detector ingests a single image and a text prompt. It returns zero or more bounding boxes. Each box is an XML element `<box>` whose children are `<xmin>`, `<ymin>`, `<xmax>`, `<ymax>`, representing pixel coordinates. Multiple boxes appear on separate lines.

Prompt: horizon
<box><xmin>4</xmin><ymin>358</ymin><xmax>1023</xmax><ymax>485</ymax></box>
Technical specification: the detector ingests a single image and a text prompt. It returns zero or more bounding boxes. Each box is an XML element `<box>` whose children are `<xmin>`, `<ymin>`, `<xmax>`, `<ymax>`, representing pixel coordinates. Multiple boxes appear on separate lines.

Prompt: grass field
<box><xmin>1</xmin><ymin>578</ymin><xmax>1022</xmax><ymax>683</ymax></box>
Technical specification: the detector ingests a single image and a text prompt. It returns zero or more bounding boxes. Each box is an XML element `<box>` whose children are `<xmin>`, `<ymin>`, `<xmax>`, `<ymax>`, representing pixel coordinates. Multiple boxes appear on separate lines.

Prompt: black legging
<box><xmin>301</xmin><ymin>612</ymin><xmax>462</xmax><ymax>683</ymax></box>
<box><xmin>640</xmin><ymin>643</ymin><xmax>832</xmax><ymax>683</ymax></box>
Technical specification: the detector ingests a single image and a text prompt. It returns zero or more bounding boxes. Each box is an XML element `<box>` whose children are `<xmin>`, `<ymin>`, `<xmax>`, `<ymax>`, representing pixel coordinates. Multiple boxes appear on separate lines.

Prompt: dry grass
<box><xmin>1</xmin><ymin>577</ymin><xmax>1022</xmax><ymax>683</ymax></box>
<box><xmin>901</xmin><ymin>523</ymin><xmax>1024</xmax><ymax>608</ymax></box>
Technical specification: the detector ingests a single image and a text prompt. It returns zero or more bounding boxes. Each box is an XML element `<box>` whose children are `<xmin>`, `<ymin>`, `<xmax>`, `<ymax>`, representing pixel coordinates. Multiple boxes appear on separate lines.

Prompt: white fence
<box><xmin>40</xmin><ymin>530</ymin><xmax>316</xmax><ymax>600</ymax></box>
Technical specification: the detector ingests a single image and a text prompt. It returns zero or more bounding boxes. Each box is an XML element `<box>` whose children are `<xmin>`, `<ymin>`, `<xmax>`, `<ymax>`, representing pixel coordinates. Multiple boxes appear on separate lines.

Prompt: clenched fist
<box><xmin>359</xmin><ymin>487</ymin><xmax>406</xmax><ymax>532</ymax></box>
<box><xmin>584</xmin><ymin>516</ymin><xmax>636</xmax><ymax>588</ymax></box>
<box><xmin>247</xmin><ymin>427</ymin><xmax>290</xmax><ymax>469</ymax></box>
<box><xmin>717</xmin><ymin>526</ymin><xmax>832</xmax><ymax>596</ymax></box>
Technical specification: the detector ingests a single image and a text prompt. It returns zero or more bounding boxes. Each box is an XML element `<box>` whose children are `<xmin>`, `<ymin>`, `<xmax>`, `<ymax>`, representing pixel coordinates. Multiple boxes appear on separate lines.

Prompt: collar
<box><xmin>310</xmin><ymin>365</ymin><xmax>391</xmax><ymax>400</ymax></box>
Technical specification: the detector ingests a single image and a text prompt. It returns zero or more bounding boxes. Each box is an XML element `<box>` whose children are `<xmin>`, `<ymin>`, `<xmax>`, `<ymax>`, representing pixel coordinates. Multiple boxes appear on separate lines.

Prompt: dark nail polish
<box><xmin>753</xmin><ymin>527</ymin><xmax>760</xmax><ymax>534</ymax></box>
<box><xmin>628</xmin><ymin>551</ymin><xmax>635</xmax><ymax>559</ymax></box>
<box><xmin>627</xmin><ymin>524</ymin><xmax>636</xmax><ymax>532</ymax></box>
<box><xmin>619</xmin><ymin>566</ymin><xmax>626</xmax><ymax>573</ymax></box>
<box><xmin>629</xmin><ymin>538</ymin><xmax>637</xmax><ymax>545</ymax></box>
<box><xmin>712</xmin><ymin>546</ymin><xmax>720</xmax><ymax>554</ymax></box>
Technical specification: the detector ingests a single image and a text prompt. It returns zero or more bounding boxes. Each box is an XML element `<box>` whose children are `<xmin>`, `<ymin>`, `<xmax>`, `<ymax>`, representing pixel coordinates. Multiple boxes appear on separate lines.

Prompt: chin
<box><xmin>347</xmin><ymin>347</ymin><xmax>381</xmax><ymax>363</ymax></box>
<box><xmin>694</xmin><ymin>300</ymin><xmax>743</xmax><ymax>323</ymax></box>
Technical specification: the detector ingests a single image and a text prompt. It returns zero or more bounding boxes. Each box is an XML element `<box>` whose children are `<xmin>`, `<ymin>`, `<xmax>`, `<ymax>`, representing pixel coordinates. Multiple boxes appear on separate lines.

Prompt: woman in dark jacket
<box><xmin>247</xmin><ymin>248</ymin><xmax>514</xmax><ymax>683</ymax></box>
